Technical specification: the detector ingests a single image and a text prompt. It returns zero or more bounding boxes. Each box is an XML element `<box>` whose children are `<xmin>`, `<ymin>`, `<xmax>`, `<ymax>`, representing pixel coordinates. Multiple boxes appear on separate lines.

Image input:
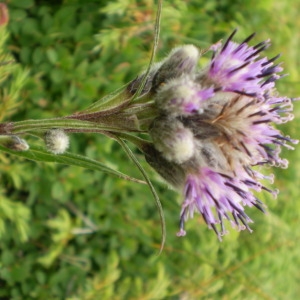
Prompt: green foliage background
<box><xmin>0</xmin><ymin>0</ymin><xmax>299</xmax><ymax>299</ymax></box>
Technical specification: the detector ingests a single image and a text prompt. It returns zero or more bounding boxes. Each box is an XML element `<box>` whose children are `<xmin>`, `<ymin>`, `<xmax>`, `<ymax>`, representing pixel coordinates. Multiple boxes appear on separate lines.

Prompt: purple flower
<box><xmin>175</xmin><ymin>87</ymin><xmax>298</xmax><ymax>239</ymax></box>
<box><xmin>146</xmin><ymin>30</ymin><xmax>298</xmax><ymax>239</ymax></box>
<box><xmin>203</xmin><ymin>93</ymin><xmax>297</xmax><ymax>167</ymax></box>
<box><xmin>200</xmin><ymin>29</ymin><xmax>283</xmax><ymax>96</ymax></box>
<box><xmin>177</xmin><ymin>167</ymin><xmax>266</xmax><ymax>240</ymax></box>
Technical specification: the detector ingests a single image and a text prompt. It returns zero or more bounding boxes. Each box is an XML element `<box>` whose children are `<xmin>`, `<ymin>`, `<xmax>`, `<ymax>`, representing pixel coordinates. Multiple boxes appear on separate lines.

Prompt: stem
<box><xmin>113</xmin><ymin>132</ymin><xmax>151</xmax><ymax>151</ymax></box>
<box><xmin>131</xmin><ymin>0</ymin><xmax>162</xmax><ymax>101</ymax></box>
<box><xmin>0</xmin><ymin>117</ymin><xmax>140</xmax><ymax>135</ymax></box>
<box><xmin>12</xmin><ymin>118</ymin><xmax>112</xmax><ymax>133</ymax></box>
<box><xmin>79</xmin><ymin>85</ymin><xmax>131</xmax><ymax>114</ymax></box>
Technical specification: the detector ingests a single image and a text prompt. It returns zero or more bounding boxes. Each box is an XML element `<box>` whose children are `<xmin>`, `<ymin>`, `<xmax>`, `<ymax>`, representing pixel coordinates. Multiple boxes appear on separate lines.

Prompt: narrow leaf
<box><xmin>80</xmin><ymin>85</ymin><xmax>131</xmax><ymax>114</ymax></box>
<box><xmin>116</xmin><ymin>137</ymin><xmax>166</xmax><ymax>255</ymax></box>
<box><xmin>0</xmin><ymin>144</ymin><xmax>145</xmax><ymax>184</ymax></box>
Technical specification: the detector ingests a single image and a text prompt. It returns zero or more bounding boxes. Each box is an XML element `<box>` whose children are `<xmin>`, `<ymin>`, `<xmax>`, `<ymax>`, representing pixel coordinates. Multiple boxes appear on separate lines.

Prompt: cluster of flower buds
<box><xmin>44</xmin><ymin>129</ymin><xmax>69</xmax><ymax>155</ymax></box>
<box><xmin>143</xmin><ymin>29</ymin><xmax>298</xmax><ymax>240</ymax></box>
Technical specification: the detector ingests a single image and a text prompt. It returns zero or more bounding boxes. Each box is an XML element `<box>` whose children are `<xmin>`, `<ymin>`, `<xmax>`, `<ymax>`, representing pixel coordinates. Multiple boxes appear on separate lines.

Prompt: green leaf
<box><xmin>74</xmin><ymin>21</ymin><xmax>92</xmax><ymax>42</ymax></box>
<box><xmin>32</xmin><ymin>46</ymin><xmax>44</xmax><ymax>65</ymax></box>
<box><xmin>100</xmin><ymin>0</ymin><xmax>130</xmax><ymax>16</ymax></box>
<box><xmin>81</xmin><ymin>85</ymin><xmax>131</xmax><ymax>114</ymax></box>
<box><xmin>0</xmin><ymin>145</ymin><xmax>145</xmax><ymax>184</ymax></box>
<box><xmin>10</xmin><ymin>0</ymin><xmax>34</xmax><ymax>9</ymax></box>
<box><xmin>115</xmin><ymin>138</ymin><xmax>166</xmax><ymax>255</ymax></box>
<box><xmin>46</xmin><ymin>48</ymin><xmax>58</xmax><ymax>65</ymax></box>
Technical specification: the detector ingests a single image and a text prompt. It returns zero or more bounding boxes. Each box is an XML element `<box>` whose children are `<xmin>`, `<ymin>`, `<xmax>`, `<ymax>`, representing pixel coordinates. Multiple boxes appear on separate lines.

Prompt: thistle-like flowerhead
<box><xmin>146</xmin><ymin>30</ymin><xmax>298</xmax><ymax>239</ymax></box>
<box><xmin>198</xmin><ymin>29</ymin><xmax>283</xmax><ymax>96</ymax></box>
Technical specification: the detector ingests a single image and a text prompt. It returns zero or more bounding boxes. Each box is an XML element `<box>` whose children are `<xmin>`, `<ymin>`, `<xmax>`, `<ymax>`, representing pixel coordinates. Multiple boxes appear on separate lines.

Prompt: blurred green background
<box><xmin>0</xmin><ymin>0</ymin><xmax>299</xmax><ymax>299</ymax></box>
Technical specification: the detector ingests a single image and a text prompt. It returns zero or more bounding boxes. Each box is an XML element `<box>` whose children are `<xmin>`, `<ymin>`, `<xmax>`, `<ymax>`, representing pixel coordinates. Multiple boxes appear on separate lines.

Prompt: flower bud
<box><xmin>127</xmin><ymin>62</ymin><xmax>162</xmax><ymax>96</ymax></box>
<box><xmin>44</xmin><ymin>129</ymin><xmax>69</xmax><ymax>154</ymax></box>
<box><xmin>149</xmin><ymin>116</ymin><xmax>195</xmax><ymax>164</ymax></box>
<box><xmin>143</xmin><ymin>143</ymin><xmax>186</xmax><ymax>188</ymax></box>
<box><xmin>0</xmin><ymin>135</ymin><xmax>29</xmax><ymax>151</ymax></box>
<box><xmin>152</xmin><ymin>45</ymin><xmax>200</xmax><ymax>91</ymax></box>
<box><xmin>155</xmin><ymin>76</ymin><xmax>214</xmax><ymax>116</ymax></box>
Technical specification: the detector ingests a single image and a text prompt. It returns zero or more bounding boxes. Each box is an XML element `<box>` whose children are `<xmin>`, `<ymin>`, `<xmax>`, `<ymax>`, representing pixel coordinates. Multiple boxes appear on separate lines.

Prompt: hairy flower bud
<box><xmin>0</xmin><ymin>135</ymin><xmax>29</xmax><ymax>151</ymax></box>
<box><xmin>152</xmin><ymin>45</ymin><xmax>200</xmax><ymax>91</ymax></box>
<box><xmin>44</xmin><ymin>129</ymin><xmax>69</xmax><ymax>154</ymax></box>
<box><xmin>154</xmin><ymin>75</ymin><xmax>215</xmax><ymax>116</ymax></box>
<box><xmin>149</xmin><ymin>116</ymin><xmax>195</xmax><ymax>164</ymax></box>
<box><xmin>127</xmin><ymin>62</ymin><xmax>162</xmax><ymax>96</ymax></box>
<box><xmin>143</xmin><ymin>143</ymin><xmax>186</xmax><ymax>188</ymax></box>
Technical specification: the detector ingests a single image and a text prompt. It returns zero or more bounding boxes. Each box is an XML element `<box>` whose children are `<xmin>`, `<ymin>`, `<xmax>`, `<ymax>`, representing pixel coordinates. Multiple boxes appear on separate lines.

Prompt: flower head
<box><xmin>198</xmin><ymin>29</ymin><xmax>283</xmax><ymax>96</ymax></box>
<box><xmin>146</xmin><ymin>30</ymin><xmax>298</xmax><ymax>239</ymax></box>
<box><xmin>177</xmin><ymin>167</ymin><xmax>265</xmax><ymax>240</ymax></box>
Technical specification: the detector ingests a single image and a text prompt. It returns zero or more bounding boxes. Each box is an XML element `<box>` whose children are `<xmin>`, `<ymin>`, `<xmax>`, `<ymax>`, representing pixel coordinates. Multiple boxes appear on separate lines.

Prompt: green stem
<box><xmin>114</xmin><ymin>132</ymin><xmax>151</xmax><ymax>151</ymax></box>
<box><xmin>7</xmin><ymin>117</ymin><xmax>138</xmax><ymax>135</ymax></box>
<box><xmin>80</xmin><ymin>85</ymin><xmax>130</xmax><ymax>114</ymax></box>
<box><xmin>131</xmin><ymin>0</ymin><xmax>162</xmax><ymax>101</ymax></box>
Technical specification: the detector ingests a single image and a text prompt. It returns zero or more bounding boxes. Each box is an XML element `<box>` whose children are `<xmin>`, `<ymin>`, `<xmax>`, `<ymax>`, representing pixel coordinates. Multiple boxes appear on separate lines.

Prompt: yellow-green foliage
<box><xmin>0</xmin><ymin>0</ymin><xmax>299</xmax><ymax>299</ymax></box>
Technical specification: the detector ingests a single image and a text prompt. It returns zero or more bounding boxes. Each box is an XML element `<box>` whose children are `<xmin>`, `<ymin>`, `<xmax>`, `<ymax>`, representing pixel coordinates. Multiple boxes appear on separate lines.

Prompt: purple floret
<box><xmin>177</xmin><ymin>167</ymin><xmax>270</xmax><ymax>240</ymax></box>
<box><xmin>148</xmin><ymin>30</ymin><xmax>298</xmax><ymax>240</ymax></box>
<box><xmin>207</xmin><ymin>29</ymin><xmax>283</xmax><ymax>95</ymax></box>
